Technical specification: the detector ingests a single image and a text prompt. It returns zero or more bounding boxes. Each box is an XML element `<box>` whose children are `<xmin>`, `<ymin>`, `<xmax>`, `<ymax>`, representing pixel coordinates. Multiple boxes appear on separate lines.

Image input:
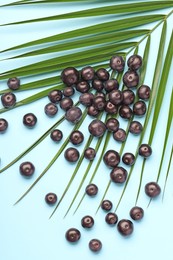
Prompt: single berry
<box><xmin>65</xmin><ymin>106</ymin><xmax>82</xmax><ymax>124</ymax></box>
<box><xmin>108</xmin><ymin>89</ymin><xmax>123</xmax><ymax>105</ymax></box>
<box><xmin>133</xmin><ymin>100</ymin><xmax>146</xmax><ymax>116</ymax></box>
<box><xmin>104</xmin><ymin>79</ymin><xmax>119</xmax><ymax>93</ymax></box>
<box><xmin>130</xmin><ymin>206</ymin><xmax>144</xmax><ymax>220</ymax></box>
<box><xmin>48</xmin><ymin>89</ymin><xmax>63</xmax><ymax>103</ymax></box>
<box><xmin>1</xmin><ymin>92</ymin><xmax>16</xmax><ymax>108</ymax></box>
<box><xmin>69</xmin><ymin>130</ymin><xmax>84</xmax><ymax>145</ymax></box>
<box><xmin>81</xmin><ymin>66</ymin><xmax>95</xmax><ymax>81</ymax></box>
<box><xmin>92</xmin><ymin>79</ymin><xmax>104</xmax><ymax>92</ymax></box>
<box><xmin>81</xmin><ymin>215</ymin><xmax>94</xmax><ymax>228</ymax></box>
<box><xmin>88</xmin><ymin>119</ymin><xmax>106</xmax><ymax>137</ymax></box>
<box><xmin>60</xmin><ymin>97</ymin><xmax>73</xmax><ymax>111</ymax></box>
<box><xmin>137</xmin><ymin>85</ymin><xmax>151</xmax><ymax>100</ymax></box>
<box><xmin>119</xmin><ymin>105</ymin><xmax>133</xmax><ymax>120</ymax></box>
<box><xmin>79</xmin><ymin>93</ymin><xmax>94</xmax><ymax>107</ymax></box>
<box><xmin>117</xmin><ymin>219</ymin><xmax>134</xmax><ymax>236</ymax></box>
<box><xmin>105</xmin><ymin>212</ymin><xmax>118</xmax><ymax>225</ymax></box>
<box><xmin>84</xmin><ymin>147</ymin><xmax>96</xmax><ymax>160</ymax></box>
<box><xmin>85</xmin><ymin>183</ymin><xmax>98</xmax><ymax>196</ymax></box>
<box><xmin>96</xmin><ymin>68</ymin><xmax>109</xmax><ymax>81</ymax></box>
<box><xmin>63</xmin><ymin>86</ymin><xmax>75</xmax><ymax>97</ymax></box>
<box><xmin>138</xmin><ymin>144</ymin><xmax>152</xmax><ymax>158</ymax></box>
<box><xmin>123</xmin><ymin>70</ymin><xmax>139</xmax><ymax>88</ymax></box>
<box><xmin>103</xmin><ymin>150</ymin><xmax>120</xmax><ymax>168</ymax></box>
<box><xmin>0</xmin><ymin>118</ymin><xmax>8</xmax><ymax>133</ymax></box>
<box><xmin>127</xmin><ymin>54</ymin><xmax>142</xmax><ymax>70</ymax></box>
<box><xmin>89</xmin><ymin>239</ymin><xmax>102</xmax><ymax>252</ymax></box>
<box><xmin>110</xmin><ymin>55</ymin><xmax>125</xmax><ymax>72</ymax></box>
<box><xmin>122</xmin><ymin>152</ymin><xmax>135</xmax><ymax>166</ymax></box>
<box><xmin>110</xmin><ymin>167</ymin><xmax>127</xmax><ymax>184</ymax></box>
<box><xmin>93</xmin><ymin>96</ymin><xmax>106</xmax><ymax>111</ymax></box>
<box><xmin>122</xmin><ymin>89</ymin><xmax>135</xmax><ymax>105</ymax></box>
<box><xmin>7</xmin><ymin>77</ymin><xmax>20</xmax><ymax>90</ymax></box>
<box><xmin>64</xmin><ymin>147</ymin><xmax>79</xmax><ymax>163</ymax></box>
<box><xmin>87</xmin><ymin>105</ymin><xmax>99</xmax><ymax>117</ymax></box>
<box><xmin>50</xmin><ymin>129</ymin><xmax>63</xmax><ymax>142</ymax></box>
<box><xmin>44</xmin><ymin>103</ymin><xmax>58</xmax><ymax>117</ymax></box>
<box><xmin>76</xmin><ymin>81</ymin><xmax>90</xmax><ymax>93</ymax></box>
<box><xmin>23</xmin><ymin>113</ymin><xmax>37</xmax><ymax>128</ymax></box>
<box><xmin>129</xmin><ymin>121</ymin><xmax>143</xmax><ymax>135</ymax></box>
<box><xmin>45</xmin><ymin>192</ymin><xmax>57</xmax><ymax>205</ymax></box>
<box><xmin>113</xmin><ymin>128</ymin><xmax>127</xmax><ymax>142</ymax></box>
<box><xmin>61</xmin><ymin>67</ymin><xmax>79</xmax><ymax>86</ymax></box>
<box><xmin>65</xmin><ymin>228</ymin><xmax>81</xmax><ymax>243</ymax></box>
<box><xmin>106</xmin><ymin>118</ymin><xmax>119</xmax><ymax>132</ymax></box>
<box><xmin>101</xmin><ymin>200</ymin><xmax>113</xmax><ymax>211</ymax></box>
<box><xmin>104</xmin><ymin>101</ymin><xmax>118</xmax><ymax>114</ymax></box>
<box><xmin>19</xmin><ymin>161</ymin><xmax>35</xmax><ymax>177</ymax></box>
<box><xmin>145</xmin><ymin>182</ymin><xmax>161</xmax><ymax>198</ymax></box>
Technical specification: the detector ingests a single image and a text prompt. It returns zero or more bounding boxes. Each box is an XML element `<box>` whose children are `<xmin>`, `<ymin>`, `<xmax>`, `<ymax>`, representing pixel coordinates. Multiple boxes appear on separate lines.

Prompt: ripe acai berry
<box><xmin>117</xmin><ymin>219</ymin><xmax>134</xmax><ymax>236</ymax></box>
<box><xmin>65</xmin><ymin>106</ymin><xmax>82</xmax><ymax>124</ymax></box>
<box><xmin>23</xmin><ymin>113</ymin><xmax>37</xmax><ymax>128</ymax></box>
<box><xmin>113</xmin><ymin>128</ymin><xmax>127</xmax><ymax>142</ymax></box>
<box><xmin>44</xmin><ymin>103</ymin><xmax>58</xmax><ymax>117</ymax></box>
<box><xmin>7</xmin><ymin>77</ymin><xmax>20</xmax><ymax>90</ymax></box>
<box><xmin>85</xmin><ymin>183</ymin><xmax>98</xmax><ymax>196</ymax></box>
<box><xmin>127</xmin><ymin>54</ymin><xmax>142</xmax><ymax>71</ymax></box>
<box><xmin>81</xmin><ymin>66</ymin><xmax>95</xmax><ymax>81</ymax></box>
<box><xmin>133</xmin><ymin>100</ymin><xmax>146</xmax><ymax>116</ymax></box>
<box><xmin>101</xmin><ymin>199</ymin><xmax>113</xmax><ymax>211</ymax></box>
<box><xmin>89</xmin><ymin>239</ymin><xmax>102</xmax><ymax>252</ymax></box>
<box><xmin>48</xmin><ymin>89</ymin><xmax>63</xmax><ymax>103</ymax></box>
<box><xmin>129</xmin><ymin>121</ymin><xmax>143</xmax><ymax>135</ymax></box>
<box><xmin>119</xmin><ymin>105</ymin><xmax>133</xmax><ymax>120</ymax></box>
<box><xmin>106</xmin><ymin>118</ymin><xmax>119</xmax><ymax>132</ymax></box>
<box><xmin>122</xmin><ymin>152</ymin><xmax>135</xmax><ymax>166</ymax></box>
<box><xmin>145</xmin><ymin>182</ymin><xmax>161</xmax><ymax>198</ymax></box>
<box><xmin>60</xmin><ymin>97</ymin><xmax>73</xmax><ymax>111</ymax></box>
<box><xmin>123</xmin><ymin>70</ymin><xmax>139</xmax><ymax>88</ymax></box>
<box><xmin>103</xmin><ymin>150</ymin><xmax>120</xmax><ymax>168</ymax></box>
<box><xmin>130</xmin><ymin>206</ymin><xmax>144</xmax><ymax>220</ymax></box>
<box><xmin>81</xmin><ymin>215</ymin><xmax>94</xmax><ymax>228</ymax></box>
<box><xmin>110</xmin><ymin>55</ymin><xmax>125</xmax><ymax>72</ymax></box>
<box><xmin>84</xmin><ymin>147</ymin><xmax>96</xmax><ymax>160</ymax></box>
<box><xmin>64</xmin><ymin>147</ymin><xmax>80</xmax><ymax>163</ymax></box>
<box><xmin>88</xmin><ymin>119</ymin><xmax>106</xmax><ymax>137</ymax></box>
<box><xmin>104</xmin><ymin>79</ymin><xmax>119</xmax><ymax>93</ymax></box>
<box><xmin>96</xmin><ymin>68</ymin><xmax>109</xmax><ymax>81</ymax></box>
<box><xmin>65</xmin><ymin>228</ymin><xmax>81</xmax><ymax>243</ymax></box>
<box><xmin>50</xmin><ymin>129</ymin><xmax>63</xmax><ymax>142</ymax></box>
<box><xmin>108</xmin><ymin>89</ymin><xmax>123</xmax><ymax>105</ymax></box>
<box><xmin>69</xmin><ymin>130</ymin><xmax>84</xmax><ymax>145</ymax></box>
<box><xmin>0</xmin><ymin>118</ymin><xmax>8</xmax><ymax>133</ymax></box>
<box><xmin>19</xmin><ymin>161</ymin><xmax>35</xmax><ymax>177</ymax></box>
<box><xmin>122</xmin><ymin>89</ymin><xmax>135</xmax><ymax>105</ymax></box>
<box><xmin>1</xmin><ymin>92</ymin><xmax>16</xmax><ymax>108</ymax></box>
<box><xmin>138</xmin><ymin>144</ymin><xmax>152</xmax><ymax>158</ymax></box>
<box><xmin>63</xmin><ymin>86</ymin><xmax>75</xmax><ymax>97</ymax></box>
<box><xmin>61</xmin><ymin>67</ymin><xmax>79</xmax><ymax>86</ymax></box>
<box><xmin>110</xmin><ymin>166</ymin><xmax>127</xmax><ymax>184</ymax></box>
<box><xmin>76</xmin><ymin>81</ymin><xmax>90</xmax><ymax>93</ymax></box>
<box><xmin>137</xmin><ymin>84</ymin><xmax>151</xmax><ymax>100</ymax></box>
<box><xmin>45</xmin><ymin>192</ymin><xmax>57</xmax><ymax>205</ymax></box>
<box><xmin>105</xmin><ymin>212</ymin><xmax>118</xmax><ymax>225</ymax></box>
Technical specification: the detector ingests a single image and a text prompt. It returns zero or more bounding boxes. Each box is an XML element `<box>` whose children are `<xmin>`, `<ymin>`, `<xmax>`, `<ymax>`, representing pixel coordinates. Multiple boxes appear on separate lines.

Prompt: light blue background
<box><xmin>0</xmin><ymin>2</ymin><xmax>173</xmax><ymax>260</ymax></box>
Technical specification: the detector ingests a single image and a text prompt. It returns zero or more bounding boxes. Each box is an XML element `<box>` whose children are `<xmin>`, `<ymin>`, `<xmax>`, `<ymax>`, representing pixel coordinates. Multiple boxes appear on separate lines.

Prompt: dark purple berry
<box><xmin>60</xmin><ymin>97</ymin><xmax>73</xmax><ymax>111</ymax></box>
<box><xmin>63</xmin><ymin>86</ymin><xmax>75</xmax><ymax>97</ymax></box>
<box><xmin>122</xmin><ymin>152</ymin><xmax>135</xmax><ymax>166</ymax></box>
<box><xmin>92</xmin><ymin>79</ymin><xmax>104</xmax><ymax>92</ymax></box>
<box><xmin>50</xmin><ymin>129</ymin><xmax>63</xmax><ymax>142</ymax></box>
<box><xmin>130</xmin><ymin>206</ymin><xmax>144</xmax><ymax>220</ymax></box>
<box><xmin>104</xmin><ymin>101</ymin><xmax>118</xmax><ymax>114</ymax></box>
<box><xmin>65</xmin><ymin>106</ymin><xmax>82</xmax><ymax>124</ymax></box>
<box><xmin>105</xmin><ymin>212</ymin><xmax>118</xmax><ymax>225</ymax></box>
<box><xmin>85</xmin><ymin>183</ymin><xmax>98</xmax><ymax>196</ymax></box>
<box><xmin>76</xmin><ymin>81</ymin><xmax>90</xmax><ymax>93</ymax></box>
<box><xmin>48</xmin><ymin>89</ymin><xmax>63</xmax><ymax>103</ymax></box>
<box><xmin>110</xmin><ymin>55</ymin><xmax>125</xmax><ymax>72</ymax></box>
<box><xmin>0</xmin><ymin>118</ymin><xmax>8</xmax><ymax>133</ymax></box>
<box><xmin>127</xmin><ymin>54</ymin><xmax>142</xmax><ymax>70</ymax></box>
<box><xmin>103</xmin><ymin>150</ymin><xmax>120</xmax><ymax>168</ymax></box>
<box><xmin>7</xmin><ymin>77</ymin><xmax>20</xmax><ymax>90</ymax></box>
<box><xmin>65</xmin><ymin>228</ymin><xmax>81</xmax><ymax>243</ymax></box>
<box><xmin>45</xmin><ymin>193</ymin><xmax>57</xmax><ymax>205</ymax></box>
<box><xmin>101</xmin><ymin>200</ymin><xmax>113</xmax><ymax>211</ymax></box>
<box><xmin>81</xmin><ymin>215</ymin><xmax>94</xmax><ymax>228</ymax></box>
<box><xmin>64</xmin><ymin>147</ymin><xmax>79</xmax><ymax>163</ymax></box>
<box><xmin>106</xmin><ymin>118</ymin><xmax>119</xmax><ymax>132</ymax></box>
<box><xmin>96</xmin><ymin>68</ymin><xmax>109</xmax><ymax>81</ymax></box>
<box><xmin>87</xmin><ymin>105</ymin><xmax>99</xmax><ymax>117</ymax></box>
<box><xmin>122</xmin><ymin>89</ymin><xmax>135</xmax><ymax>105</ymax></box>
<box><xmin>88</xmin><ymin>119</ymin><xmax>106</xmax><ymax>137</ymax></box>
<box><xmin>110</xmin><ymin>167</ymin><xmax>127</xmax><ymax>184</ymax></box>
<box><xmin>81</xmin><ymin>66</ymin><xmax>95</xmax><ymax>81</ymax></box>
<box><xmin>1</xmin><ymin>92</ymin><xmax>16</xmax><ymax>108</ymax></box>
<box><xmin>108</xmin><ymin>89</ymin><xmax>123</xmax><ymax>105</ymax></box>
<box><xmin>133</xmin><ymin>100</ymin><xmax>146</xmax><ymax>116</ymax></box>
<box><xmin>113</xmin><ymin>128</ymin><xmax>127</xmax><ymax>142</ymax></box>
<box><xmin>117</xmin><ymin>219</ymin><xmax>134</xmax><ymax>236</ymax></box>
<box><xmin>129</xmin><ymin>121</ymin><xmax>143</xmax><ymax>135</ymax></box>
<box><xmin>119</xmin><ymin>105</ymin><xmax>133</xmax><ymax>120</ymax></box>
<box><xmin>104</xmin><ymin>79</ymin><xmax>119</xmax><ymax>93</ymax></box>
<box><xmin>19</xmin><ymin>161</ymin><xmax>35</xmax><ymax>177</ymax></box>
<box><xmin>23</xmin><ymin>113</ymin><xmax>37</xmax><ymax>128</ymax></box>
<box><xmin>137</xmin><ymin>85</ymin><xmax>151</xmax><ymax>100</ymax></box>
<box><xmin>44</xmin><ymin>103</ymin><xmax>58</xmax><ymax>117</ymax></box>
<box><xmin>93</xmin><ymin>96</ymin><xmax>106</xmax><ymax>111</ymax></box>
<box><xmin>89</xmin><ymin>239</ymin><xmax>102</xmax><ymax>252</ymax></box>
<box><xmin>79</xmin><ymin>93</ymin><xmax>94</xmax><ymax>106</ymax></box>
<box><xmin>138</xmin><ymin>144</ymin><xmax>152</xmax><ymax>158</ymax></box>
<box><xmin>69</xmin><ymin>130</ymin><xmax>84</xmax><ymax>145</ymax></box>
<box><xmin>145</xmin><ymin>182</ymin><xmax>161</xmax><ymax>198</ymax></box>
<box><xmin>123</xmin><ymin>70</ymin><xmax>139</xmax><ymax>88</ymax></box>
<box><xmin>61</xmin><ymin>67</ymin><xmax>79</xmax><ymax>86</ymax></box>
<box><xmin>84</xmin><ymin>147</ymin><xmax>96</xmax><ymax>160</ymax></box>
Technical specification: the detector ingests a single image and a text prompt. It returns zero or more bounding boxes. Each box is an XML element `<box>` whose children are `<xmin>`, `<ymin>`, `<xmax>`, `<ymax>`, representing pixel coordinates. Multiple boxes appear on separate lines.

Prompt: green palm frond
<box><xmin>0</xmin><ymin>0</ymin><xmax>173</xmax><ymax>220</ymax></box>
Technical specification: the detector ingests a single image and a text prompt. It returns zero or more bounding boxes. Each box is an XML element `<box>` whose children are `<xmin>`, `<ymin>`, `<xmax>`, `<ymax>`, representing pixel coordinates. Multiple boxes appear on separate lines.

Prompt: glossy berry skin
<box><xmin>87</xmin><ymin>105</ymin><xmax>99</xmax><ymax>117</ymax></box>
<box><xmin>81</xmin><ymin>66</ymin><xmax>95</xmax><ymax>81</ymax></box>
<box><xmin>101</xmin><ymin>200</ymin><xmax>113</xmax><ymax>211</ymax></box>
<box><xmin>65</xmin><ymin>106</ymin><xmax>82</xmax><ymax>124</ymax></box>
<box><xmin>145</xmin><ymin>182</ymin><xmax>161</xmax><ymax>198</ymax></box>
<box><xmin>130</xmin><ymin>206</ymin><xmax>144</xmax><ymax>220</ymax></box>
<box><xmin>106</xmin><ymin>118</ymin><xmax>119</xmax><ymax>132</ymax></box>
<box><xmin>119</xmin><ymin>105</ymin><xmax>133</xmax><ymax>120</ymax></box>
<box><xmin>138</xmin><ymin>144</ymin><xmax>152</xmax><ymax>158</ymax></box>
<box><xmin>103</xmin><ymin>150</ymin><xmax>120</xmax><ymax>168</ymax></box>
<box><xmin>137</xmin><ymin>85</ymin><xmax>151</xmax><ymax>100</ymax></box>
<box><xmin>65</xmin><ymin>228</ymin><xmax>81</xmax><ymax>243</ymax></box>
<box><xmin>23</xmin><ymin>113</ymin><xmax>37</xmax><ymax>128</ymax></box>
<box><xmin>50</xmin><ymin>129</ymin><xmax>63</xmax><ymax>142</ymax></box>
<box><xmin>19</xmin><ymin>161</ymin><xmax>35</xmax><ymax>177</ymax></box>
<box><xmin>96</xmin><ymin>68</ymin><xmax>109</xmax><ymax>81</ymax></box>
<box><xmin>69</xmin><ymin>130</ymin><xmax>84</xmax><ymax>145</ymax></box>
<box><xmin>44</xmin><ymin>103</ymin><xmax>58</xmax><ymax>117</ymax></box>
<box><xmin>122</xmin><ymin>152</ymin><xmax>135</xmax><ymax>166</ymax></box>
<box><xmin>123</xmin><ymin>70</ymin><xmax>139</xmax><ymax>88</ymax></box>
<box><xmin>93</xmin><ymin>96</ymin><xmax>106</xmax><ymax>111</ymax></box>
<box><xmin>133</xmin><ymin>100</ymin><xmax>146</xmax><ymax>116</ymax></box>
<box><xmin>60</xmin><ymin>97</ymin><xmax>73</xmax><ymax>111</ymax></box>
<box><xmin>122</xmin><ymin>89</ymin><xmax>135</xmax><ymax>105</ymax></box>
<box><xmin>48</xmin><ymin>89</ymin><xmax>63</xmax><ymax>103</ymax></box>
<box><xmin>61</xmin><ymin>67</ymin><xmax>79</xmax><ymax>86</ymax></box>
<box><xmin>110</xmin><ymin>55</ymin><xmax>125</xmax><ymax>72</ymax></box>
<box><xmin>1</xmin><ymin>92</ymin><xmax>16</xmax><ymax>108</ymax></box>
<box><xmin>108</xmin><ymin>89</ymin><xmax>123</xmax><ymax>105</ymax></box>
<box><xmin>92</xmin><ymin>79</ymin><xmax>104</xmax><ymax>92</ymax></box>
<box><xmin>64</xmin><ymin>147</ymin><xmax>79</xmax><ymax>163</ymax></box>
<box><xmin>79</xmin><ymin>93</ymin><xmax>94</xmax><ymax>107</ymax></box>
<box><xmin>127</xmin><ymin>54</ymin><xmax>142</xmax><ymax>70</ymax></box>
<box><xmin>7</xmin><ymin>77</ymin><xmax>20</xmax><ymax>90</ymax></box>
<box><xmin>104</xmin><ymin>79</ymin><xmax>119</xmax><ymax>93</ymax></box>
<box><xmin>117</xmin><ymin>219</ymin><xmax>134</xmax><ymax>236</ymax></box>
<box><xmin>129</xmin><ymin>121</ymin><xmax>143</xmax><ymax>135</ymax></box>
<box><xmin>110</xmin><ymin>167</ymin><xmax>127</xmax><ymax>184</ymax></box>
<box><xmin>76</xmin><ymin>81</ymin><xmax>90</xmax><ymax>93</ymax></box>
<box><xmin>81</xmin><ymin>215</ymin><xmax>94</xmax><ymax>228</ymax></box>
<box><xmin>84</xmin><ymin>147</ymin><xmax>96</xmax><ymax>160</ymax></box>
<box><xmin>45</xmin><ymin>193</ymin><xmax>57</xmax><ymax>205</ymax></box>
<box><xmin>105</xmin><ymin>212</ymin><xmax>118</xmax><ymax>225</ymax></box>
<box><xmin>63</xmin><ymin>86</ymin><xmax>75</xmax><ymax>97</ymax></box>
<box><xmin>89</xmin><ymin>239</ymin><xmax>102</xmax><ymax>252</ymax></box>
<box><xmin>88</xmin><ymin>119</ymin><xmax>106</xmax><ymax>137</ymax></box>
<box><xmin>104</xmin><ymin>101</ymin><xmax>118</xmax><ymax>114</ymax></box>
<box><xmin>113</xmin><ymin>128</ymin><xmax>127</xmax><ymax>142</ymax></box>
<box><xmin>0</xmin><ymin>118</ymin><xmax>8</xmax><ymax>133</ymax></box>
<box><xmin>85</xmin><ymin>183</ymin><xmax>98</xmax><ymax>196</ymax></box>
